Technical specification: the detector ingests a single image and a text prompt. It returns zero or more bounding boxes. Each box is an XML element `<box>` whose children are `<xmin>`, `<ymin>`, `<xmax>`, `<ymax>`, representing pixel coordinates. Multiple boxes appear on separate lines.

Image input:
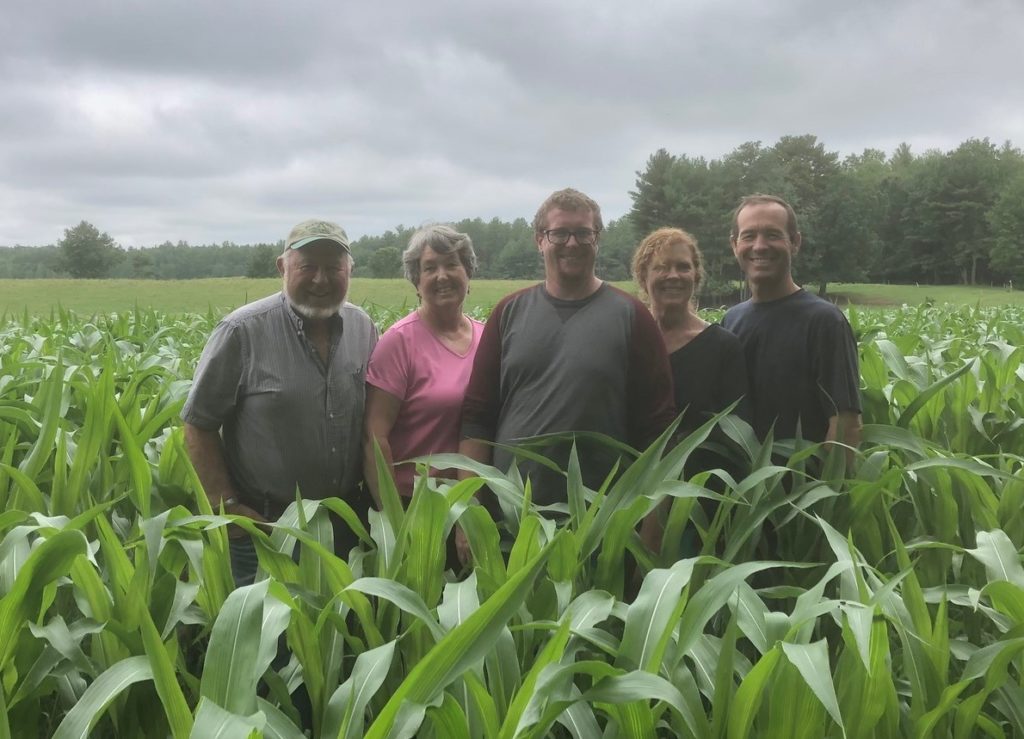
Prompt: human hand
<box><xmin>639</xmin><ymin>512</ymin><xmax>664</xmax><ymax>554</ymax></box>
<box><xmin>222</xmin><ymin>500</ymin><xmax>269</xmax><ymax>538</ymax></box>
<box><xmin>454</xmin><ymin>524</ymin><xmax>472</xmax><ymax>566</ymax></box>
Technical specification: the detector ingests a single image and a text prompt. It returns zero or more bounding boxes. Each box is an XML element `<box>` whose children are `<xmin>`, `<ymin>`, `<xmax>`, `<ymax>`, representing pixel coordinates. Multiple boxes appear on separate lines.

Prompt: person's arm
<box><xmin>815</xmin><ymin>309</ymin><xmax>862</xmax><ymax>465</ymax></box>
<box><xmin>826</xmin><ymin>411</ymin><xmax>862</xmax><ymax>446</ymax></box>
<box><xmin>181</xmin><ymin>321</ymin><xmax>267</xmax><ymax>527</ymax></box>
<box><xmin>361</xmin><ymin>322</ymin><xmax>409</xmax><ymax>501</ymax></box>
<box><xmin>625</xmin><ymin>297</ymin><xmax>676</xmax><ymax>447</ymax></box>
<box><xmin>458</xmin><ymin>299</ymin><xmax>507</xmax><ymax>478</ymax></box>
<box><xmin>363</xmin><ymin>385</ymin><xmax>403</xmax><ymax>507</ymax></box>
<box><xmin>183</xmin><ymin>423</ymin><xmax>266</xmax><ymax>524</ymax></box>
<box><xmin>454</xmin><ymin>436</ymin><xmax>492</xmax><ymax>564</ymax></box>
<box><xmin>639</xmin><ymin>499</ymin><xmax>667</xmax><ymax>553</ymax></box>
<box><xmin>623</xmin><ymin>298</ymin><xmax>677</xmax><ymax>568</ymax></box>
<box><xmin>454</xmin><ymin>299</ymin><xmax>510</xmax><ymax>563</ymax></box>
<box><xmin>826</xmin><ymin>410</ymin><xmax>862</xmax><ymax>472</ymax></box>
<box><xmin>457</xmin><ymin>438</ymin><xmax>493</xmax><ymax>473</ymax></box>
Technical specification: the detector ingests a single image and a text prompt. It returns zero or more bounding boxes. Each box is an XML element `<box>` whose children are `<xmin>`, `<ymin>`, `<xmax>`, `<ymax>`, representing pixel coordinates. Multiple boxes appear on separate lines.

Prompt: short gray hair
<box><xmin>402</xmin><ymin>224</ymin><xmax>477</xmax><ymax>285</ymax></box>
<box><xmin>281</xmin><ymin>245</ymin><xmax>354</xmax><ymax>269</ymax></box>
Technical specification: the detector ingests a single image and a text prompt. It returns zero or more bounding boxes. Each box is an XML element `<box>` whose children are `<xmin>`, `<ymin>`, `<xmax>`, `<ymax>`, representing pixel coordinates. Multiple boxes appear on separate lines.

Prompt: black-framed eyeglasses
<box><xmin>542</xmin><ymin>228</ymin><xmax>598</xmax><ymax>246</ymax></box>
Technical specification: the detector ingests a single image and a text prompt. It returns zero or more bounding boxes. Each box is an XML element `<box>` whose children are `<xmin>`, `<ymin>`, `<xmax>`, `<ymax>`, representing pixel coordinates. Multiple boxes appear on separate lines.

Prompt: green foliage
<box><xmin>246</xmin><ymin>244</ymin><xmax>280</xmax><ymax>279</ymax></box>
<box><xmin>628</xmin><ymin>135</ymin><xmax>1024</xmax><ymax>291</ymax></box>
<box><xmin>58</xmin><ymin>221</ymin><xmax>123</xmax><ymax>279</ymax></box>
<box><xmin>0</xmin><ymin>304</ymin><xmax>1023</xmax><ymax>736</ymax></box>
<box><xmin>987</xmin><ymin>171</ymin><xmax>1024</xmax><ymax>283</ymax></box>
<box><xmin>128</xmin><ymin>249</ymin><xmax>156</xmax><ymax>279</ymax></box>
<box><xmin>4</xmin><ymin>135</ymin><xmax>1024</xmax><ymax>289</ymax></box>
<box><xmin>0</xmin><ymin>245</ymin><xmax>64</xmax><ymax>278</ymax></box>
<box><xmin>366</xmin><ymin>246</ymin><xmax>403</xmax><ymax>278</ymax></box>
<box><xmin>6</xmin><ymin>277</ymin><xmax>1024</xmax><ymax>319</ymax></box>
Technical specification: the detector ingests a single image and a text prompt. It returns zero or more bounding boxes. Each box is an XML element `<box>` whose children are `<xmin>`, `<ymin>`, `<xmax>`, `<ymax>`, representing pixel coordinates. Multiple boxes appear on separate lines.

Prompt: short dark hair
<box><xmin>402</xmin><ymin>223</ymin><xmax>477</xmax><ymax>285</ymax></box>
<box><xmin>730</xmin><ymin>194</ymin><xmax>799</xmax><ymax>244</ymax></box>
<box><xmin>532</xmin><ymin>188</ymin><xmax>604</xmax><ymax>235</ymax></box>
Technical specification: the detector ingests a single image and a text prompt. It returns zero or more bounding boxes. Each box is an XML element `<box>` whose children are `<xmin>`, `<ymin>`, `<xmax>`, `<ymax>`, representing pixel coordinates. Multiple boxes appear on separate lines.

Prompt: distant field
<box><xmin>828</xmin><ymin>282</ymin><xmax>1024</xmax><ymax>308</ymax></box>
<box><xmin>0</xmin><ymin>278</ymin><xmax>543</xmax><ymax>317</ymax></box>
<box><xmin>2</xmin><ymin>278</ymin><xmax>1023</xmax><ymax>317</ymax></box>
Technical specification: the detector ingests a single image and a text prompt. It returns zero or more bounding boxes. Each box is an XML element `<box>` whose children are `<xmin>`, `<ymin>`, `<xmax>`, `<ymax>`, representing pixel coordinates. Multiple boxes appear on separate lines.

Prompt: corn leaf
<box><xmin>321</xmin><ymin>639</ymin><xmax>396</xmax><ymax>739</ymax></box>
<box><xmin>780</xmin><ymin>640</ymin><xmax>844</xmax><ymax>731</ymax></box>
<box><xmin>200</xmin><ymin>579</ymin><xmax>270</xmax><ymax>716</ymax></box>
<box><xmin>51</xmin><ymin>656</ymin><xmax>154</xmax><ymax>739</ymax></box>
<box><xmin>967</xmin><ymin>529</ymin><xmax>1024</xmax><ymax>587</ymax></box>
<box><xmin>364</xmin><ymin>535</ymin><xmax>555</xmax><ymax>739</ymax></box>
<box><xmin>0</xmin><ymin>529</ymin><xmax>88</xmax><ymax>670</ymax></box>
<box><xmin>189</xmin><ymin>697</ymin><xmax>264</xmax><ymax>738</ymax></box>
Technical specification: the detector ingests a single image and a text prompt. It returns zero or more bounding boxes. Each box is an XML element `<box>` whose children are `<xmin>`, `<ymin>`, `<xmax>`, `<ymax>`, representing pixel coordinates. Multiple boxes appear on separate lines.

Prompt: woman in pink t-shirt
<box><xmin>363</xmin><ymin>224</ymin><xmax>483</xmax><ymax>502</ymax></box>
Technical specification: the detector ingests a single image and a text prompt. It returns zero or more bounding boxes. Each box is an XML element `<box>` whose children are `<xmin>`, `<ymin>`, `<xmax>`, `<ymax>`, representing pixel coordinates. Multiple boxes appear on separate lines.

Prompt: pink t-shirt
<box><xmin>366</xmin><ymin>311</ymin><xmax>484</xmax><ymax>495</ymax></box>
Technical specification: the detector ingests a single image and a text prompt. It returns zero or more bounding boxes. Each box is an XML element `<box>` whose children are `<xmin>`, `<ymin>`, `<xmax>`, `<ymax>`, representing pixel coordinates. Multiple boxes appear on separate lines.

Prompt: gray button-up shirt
<box><xmin>182</xmin><ymin>292</ymin><xmax>378</xmax><ymax>506</ymax></box>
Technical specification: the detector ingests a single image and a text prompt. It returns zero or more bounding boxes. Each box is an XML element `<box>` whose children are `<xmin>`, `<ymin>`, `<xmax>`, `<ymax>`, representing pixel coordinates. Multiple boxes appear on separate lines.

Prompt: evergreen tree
<box><xmin>246</xmin><ymin>244</ymin><xmax>280</xmax><ymax>278</ymax></box>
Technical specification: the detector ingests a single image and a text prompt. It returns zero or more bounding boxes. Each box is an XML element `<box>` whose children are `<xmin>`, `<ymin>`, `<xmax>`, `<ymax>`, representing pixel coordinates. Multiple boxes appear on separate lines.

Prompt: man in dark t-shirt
<box><xmin>459</xmin><ymin>188</ymin><xmax>676</xmax><ymax>511</ymax></box>
<box><xmin>721</xmin><ymin>194</ymin><xmax>862</xmax><ymax>448</ymax></box>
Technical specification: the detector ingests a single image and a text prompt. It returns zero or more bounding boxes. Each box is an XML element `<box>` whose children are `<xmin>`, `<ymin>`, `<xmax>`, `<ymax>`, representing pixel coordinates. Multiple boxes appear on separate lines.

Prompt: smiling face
<box><xmin>536</xmin><ymin>207</ymin><xmax>599</xmax><ymax>294</ymax></box>
<box><xmin>645</xmin><ymin>240</ymin><xmax>698</xmax><ymax>312</ymax></box>
<box><xmin>731</xmin><ymin>201</ymin><xmax>801</xmax><ymax>301</ymax></box>
<box><xmin>277</xmin><ymin>240</ymin><xmax>351</xmax><ymax>319</ymax></box>
<box><xmin>417</xmin><ymin>245</ymin><xmax>469</xmax><ymax>311</ymax></box>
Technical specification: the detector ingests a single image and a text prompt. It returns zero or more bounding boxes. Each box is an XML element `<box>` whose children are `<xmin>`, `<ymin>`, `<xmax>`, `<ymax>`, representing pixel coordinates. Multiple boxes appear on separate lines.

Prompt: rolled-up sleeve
<box><xmin>181</xmin><ymin>321</ymin><xmax>244</xmax><ymax>430</ymax></box>
<box><xmin>366</xmin><ymin>327</ymin><xmax>408</xmax><ymax>401</ymax></box>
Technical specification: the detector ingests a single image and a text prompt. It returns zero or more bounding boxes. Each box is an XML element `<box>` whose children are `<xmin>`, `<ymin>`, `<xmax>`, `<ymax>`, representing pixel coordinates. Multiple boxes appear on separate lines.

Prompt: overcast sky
<box><xmin>2</xmin><ymin>0</ymin><xmax>1021</xmax><ymax>247</ymax></box>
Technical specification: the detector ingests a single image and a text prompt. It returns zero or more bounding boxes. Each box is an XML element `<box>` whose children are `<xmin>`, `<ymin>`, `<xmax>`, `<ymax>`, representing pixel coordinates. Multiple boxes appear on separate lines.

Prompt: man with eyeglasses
<box><xmin>460</xmin><ymin>188</ymin><xmax>675</xmax><ymax>517</ymax></box>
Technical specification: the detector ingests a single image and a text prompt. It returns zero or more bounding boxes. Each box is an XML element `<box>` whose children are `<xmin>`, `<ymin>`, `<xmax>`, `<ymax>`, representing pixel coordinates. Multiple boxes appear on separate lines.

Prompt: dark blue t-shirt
<box><xmin>722</xmin><ymin>289</ymin><xmax>860</xmax><ymax>442</ymax></box>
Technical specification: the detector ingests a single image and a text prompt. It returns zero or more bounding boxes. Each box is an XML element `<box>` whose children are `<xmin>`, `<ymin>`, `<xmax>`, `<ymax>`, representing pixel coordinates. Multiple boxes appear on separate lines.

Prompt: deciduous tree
<box><xmin>988</xmin><ymin>172</ymin><xmax>1024</xmax><ymax>284</ymax></box>
<box><xmin>58</xmin><ymin>221</ymin><xmax>121</xmax><ymax>278</ymax></box>
<box><xmin>368</xmin><ymin>246</ymin><xmax>402</xmax><ymax>278</ymax></box>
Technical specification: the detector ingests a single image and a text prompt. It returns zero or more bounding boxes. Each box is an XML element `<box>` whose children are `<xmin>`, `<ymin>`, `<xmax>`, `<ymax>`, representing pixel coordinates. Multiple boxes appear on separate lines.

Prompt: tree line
<box><xmin>3</xmin><ymin>134</ymin><xmax>1021</xmax><ymax>291</ymax></box>
<box><xmin>0</xmin><ymin>218</ymin><xmax>645</xmax><ymax>284</ymax></box>
<box><xmin>0</xmin><ymin>232</ymin><xmax>283</xmax><ymax>281</ymax></box>
<box><xmin>629</xmin><ymin>134</ymin><xmax>1024</xmax><ymax>293</ymax></box>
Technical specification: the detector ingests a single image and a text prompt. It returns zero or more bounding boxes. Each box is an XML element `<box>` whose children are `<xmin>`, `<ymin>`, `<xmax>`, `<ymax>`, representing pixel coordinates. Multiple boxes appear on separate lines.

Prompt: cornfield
<box><xmin>0</xmin><ymin>303</ymin><xmax>1022</xmax><ymax>738</ymax></box>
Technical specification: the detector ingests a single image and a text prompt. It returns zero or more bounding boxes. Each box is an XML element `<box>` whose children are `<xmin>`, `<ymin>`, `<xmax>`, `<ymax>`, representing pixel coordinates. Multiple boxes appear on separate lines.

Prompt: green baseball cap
<box><xmin>286</xmin><ymin>219</ymin><xmax>351</xmax><ymax>252</ymax></box>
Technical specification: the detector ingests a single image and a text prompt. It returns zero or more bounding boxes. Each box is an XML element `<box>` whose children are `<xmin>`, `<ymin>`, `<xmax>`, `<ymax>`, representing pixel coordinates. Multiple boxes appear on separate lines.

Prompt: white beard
<box><xmin>285</xmin><ymin>295</ymin><xmax>342</xmax><ymax>320</ymax></box>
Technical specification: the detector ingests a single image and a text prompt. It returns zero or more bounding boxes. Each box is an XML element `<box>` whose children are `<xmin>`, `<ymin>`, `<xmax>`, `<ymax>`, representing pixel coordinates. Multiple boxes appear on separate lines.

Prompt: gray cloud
<box><xmin>2</xmin><ymin>0</ymin><xmax>1021</xmax><ymax>246</ymax></box>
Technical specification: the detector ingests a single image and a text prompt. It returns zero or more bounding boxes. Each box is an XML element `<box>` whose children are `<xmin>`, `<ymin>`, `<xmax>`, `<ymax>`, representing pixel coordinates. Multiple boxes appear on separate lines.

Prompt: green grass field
<box><xmin>0</xmin><ymin>278</ymin><xmax>545</xmax><ymax>317</ymax></box>
<box><xmin>828</xmin><ymin>282</ymin><xmax>1024</xmax><ymax>307</ymax></box>
<box><xmin>2</xmin><ymin>277</ymin><xmax>1023</xmax><ymax>317</ymax></box>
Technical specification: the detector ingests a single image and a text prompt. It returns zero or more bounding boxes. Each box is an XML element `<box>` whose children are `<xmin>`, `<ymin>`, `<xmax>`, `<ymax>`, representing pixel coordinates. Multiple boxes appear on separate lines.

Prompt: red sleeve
<box><xmin>626</xmin><ymin>296</ymin><xmax>676</xmax><ymax>447</ymax></box>
<box><xmin>460</xmin><ymin>296</ymin><xmax>509</xmax><ymax>441</ymax></box>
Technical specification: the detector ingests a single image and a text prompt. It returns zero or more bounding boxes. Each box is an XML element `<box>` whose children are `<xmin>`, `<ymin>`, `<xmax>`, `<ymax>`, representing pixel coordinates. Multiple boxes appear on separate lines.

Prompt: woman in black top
<box><xmin>632</xmin><ymin>228</ymin><xmax>749</xmax><ymax>560</ymax></box>
<box><xmin>631</xmin><ymin>228</ymin><xmax>750</xmax><ymax>564</ymax></box>
<box><xmin>631</xmin><ymin>227</ymin><xmax>747</xmax><ymax>436</ymax></box>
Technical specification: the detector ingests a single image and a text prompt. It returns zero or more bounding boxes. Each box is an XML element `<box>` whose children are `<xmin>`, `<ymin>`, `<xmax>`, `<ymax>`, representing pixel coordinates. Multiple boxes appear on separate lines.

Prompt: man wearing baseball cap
<box><xmin>182</xmin><ymin>218</ymin><xmax>378</xmax><ymax>585</ymax></box>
